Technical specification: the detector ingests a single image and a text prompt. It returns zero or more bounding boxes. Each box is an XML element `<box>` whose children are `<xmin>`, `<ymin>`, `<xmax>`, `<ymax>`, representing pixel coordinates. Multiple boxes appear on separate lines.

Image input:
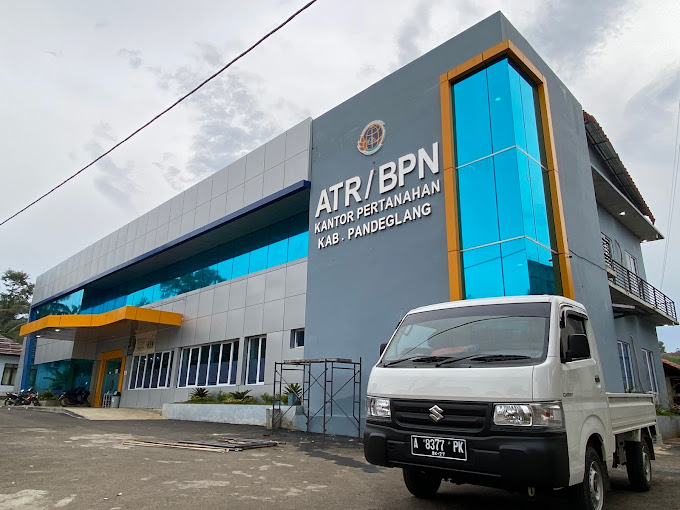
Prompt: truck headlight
<box><xmin>366</xmin><ymin>396</ymin><xmax>391</xmax><ymax>419</ymax></box>
<box><xmin>493</xmin><ymin>402</ymin><xmax>563</xmax><ymax>429</ymax></box>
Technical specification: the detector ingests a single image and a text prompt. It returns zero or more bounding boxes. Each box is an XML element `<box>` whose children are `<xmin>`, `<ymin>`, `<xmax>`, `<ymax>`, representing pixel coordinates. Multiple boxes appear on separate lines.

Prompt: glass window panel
<box><xmin>113</xmin><ymin>295</ymin><xmax>126</xmax><ymax>309</ymax></box>
<box><xmin>258</xmin><ymin>339</ymin><xmax>266</xmax><ymax>383</ymax></box>
<box><xmin>486</xmin><ymin>59</ymin><xmax>517</xmax><ymax>153</ymax></box>
<box><xmin>514</xmin><ymin>150</ymin><xmax>538</xmax><ymax>241</ymax></box>
<box><xmin>453</xmin><ymin>69</ymin><xmax>493</xmax><ymax>166</ymax></box>
<box><xmin>150</xmin><ymin>353</ymin><xmax>161</xmax><ymax>388</ymax></box>
<box><xmin>249</xmin><ymin>228</ymin><xmax>269</xmax><ymax>273</ymax></box>
<box><xmin>492</xmin><ymin>150</ymin><xmax>524</xmax><ymax>241</ymax></box>
<box><xmin>125</xmin><ymin>293</ymin><xmax>135</xmax><ymax>306</ymax></box>
<box><xmin>506</xmin><ymin>62</ymin><xmax>527</xmax><ymax>153</ymax></box>
<box><xmin>231</xmin><ymin>341</ymin><xmax>239</xmax><ymax>385</ymax></box>
<box><xmin>457</xmin><ymin>157</ymin><xmax>500</xmax><ymax>249</ymax></box>
<box><xmin>232</xmin><ymin>235</ymin><xmax>252</xmax><ymax>278</ymax></box>
<box><xmin>129</xmin><ymin>357</ymin><xmax>139</xmax><ymax>389</ymax></box>
<box><xmin>208</xmin><ymin>344</ymin><xmax>221</xmax><ymax>385</ymax></box>
<box><xmin>142</xmin><ymin>354</ymin><xmax>153</xmax><ymax>388</ymax></box>
<box><xmin>462</xmin><ymin>244</ymin><xmax>504</xmax><ymax>299</ymax></box>
<box><xmin>518</xmin><ymin>74</ymin><xmax>543</xmax><ymax>164</ymax></box>
<box><xmin>532</xmin><ymin>244</ymin><xmax>556</xmax><ymax>295</ymax></box>
<box><xmin>197</xmin><ymin>346</ymin><xmax>209</xmax><ymax>386</ymax></box>
<box><xmin>216</xmin><ymin>258</ymin><xmax>233</xmax><ymax>282</ymax></box>
<box><xmin>247</xmin><ymin>338</ymin><xmax>260</xmax><ymax>385</ymax></box>
<box><xmin>219</xmin><ymin>343</ymin><xmax>231</xmax><ymax>384</ymax></box>
<box><xmin>158</xmin><ymin>352</ymin><xmax>170</xmax><ymax>388</ymax></box>
<box><xmin>287</xmin><ymin>232</ymin><xmax>308</xmax><ymax>261</ymax></box>
<box><xmin>528</xmin><ymin>159</ymin><xmax>551</xmax><ymax>248</ymax></box>
<box><xmin>178</xmin><ymin>349</ymin><xmax>189</xmax><ymax>387</ymax></box>
<box><xmin>187</xmin><ymin>348</ymin><xmax>199</xmax><ymax>385</ymax></box>
<box><xmin>268</xmin><ymin>220</ymin><xmax>289</xmax><ymax>268</ymax></box>
<box><xmin>499</xmin><ymin>238</ymin><xmax>530</xmax><ymax>296</ymax></box>
<box><xmin>136</xmin><ymin>356</ymin><xmax>146</xmax><ymax>388</ymax></box>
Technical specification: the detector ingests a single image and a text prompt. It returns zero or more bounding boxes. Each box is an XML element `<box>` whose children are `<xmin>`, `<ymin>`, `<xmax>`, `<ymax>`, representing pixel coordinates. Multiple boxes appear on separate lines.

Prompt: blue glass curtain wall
<box><xmin>32</xmin><ymin>359</ymin><xmax>94</xmax><ymax>393</ymax></box>
<box><xmin>34</xmin><ymin>212</ymin><xmax>309</xmax><ymax>318</ymax></box>
<box><xmin>453</xmin><ymin>58</ymin><xmax>555</xmax><ymax>299</ymax></box>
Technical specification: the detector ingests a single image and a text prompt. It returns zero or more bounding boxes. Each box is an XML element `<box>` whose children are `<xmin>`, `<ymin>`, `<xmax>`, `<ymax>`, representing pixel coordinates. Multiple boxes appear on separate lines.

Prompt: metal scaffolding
<box><xmin>272</xmin><ymin>358</ymin><xmax>362</xmax><ymax>439</ymax></box>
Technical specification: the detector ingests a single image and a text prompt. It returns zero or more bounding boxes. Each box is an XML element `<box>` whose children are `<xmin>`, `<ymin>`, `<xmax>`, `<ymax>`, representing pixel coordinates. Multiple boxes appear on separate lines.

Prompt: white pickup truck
<box><xmin>364</xmin><ymin>295</ymin><xmax>658</xmax><ymax>510</ymax></box>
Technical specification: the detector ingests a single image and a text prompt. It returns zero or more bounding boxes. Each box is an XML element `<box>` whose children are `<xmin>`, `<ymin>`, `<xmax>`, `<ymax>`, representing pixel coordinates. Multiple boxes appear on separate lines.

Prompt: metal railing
<box><xmin>602</xmin><ymin>238</ymin><xmax>677</xmax><ymax>320</ymax></box>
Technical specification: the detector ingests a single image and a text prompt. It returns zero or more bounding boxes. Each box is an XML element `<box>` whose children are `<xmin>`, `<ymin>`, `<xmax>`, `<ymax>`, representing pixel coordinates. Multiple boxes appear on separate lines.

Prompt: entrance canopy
<box><xmin>19</xmin><ymin>306</ymin><xmax>182</xmax><ymax>342</ymax></box>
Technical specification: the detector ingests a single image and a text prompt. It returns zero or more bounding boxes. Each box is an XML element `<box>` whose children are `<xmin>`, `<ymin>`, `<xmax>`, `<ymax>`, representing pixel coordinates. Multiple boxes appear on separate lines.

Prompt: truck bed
<box><xmin>607</xmin><ymin>392</ymin><xmax>657</xmax><ymax>435</ymax></box>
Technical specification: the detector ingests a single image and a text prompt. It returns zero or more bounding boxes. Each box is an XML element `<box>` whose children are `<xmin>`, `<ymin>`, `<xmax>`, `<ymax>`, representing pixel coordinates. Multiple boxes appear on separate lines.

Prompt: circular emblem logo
<box><xmin>357</xmin><ymin>120</ymin><xmax>386</xmax><ymax>156</ymax></box>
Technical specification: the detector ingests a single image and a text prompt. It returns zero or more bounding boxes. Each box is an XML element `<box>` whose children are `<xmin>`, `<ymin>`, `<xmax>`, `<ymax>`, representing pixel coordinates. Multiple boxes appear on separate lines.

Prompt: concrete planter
<box><xmin>38</xmin><ymin>400</ymin><xmax>60</xmax><ymax>407</ymax></box>
<box><xmin>657</xmin><ymin>415</ymin><xmax>680</xmax><ymax>440</ymax></box>
<box><xmin>162</xmin><ymin>403</ymin><xmax>301</xmax><ymax>430</ymax></box>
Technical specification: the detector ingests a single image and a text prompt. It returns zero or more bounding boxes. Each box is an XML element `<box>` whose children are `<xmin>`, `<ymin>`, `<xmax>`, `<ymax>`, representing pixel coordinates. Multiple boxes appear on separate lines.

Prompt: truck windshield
<box><xmin>381</xmin><ymin>302</ymin><xmax>551</xmax><ymax>366</ymax></box>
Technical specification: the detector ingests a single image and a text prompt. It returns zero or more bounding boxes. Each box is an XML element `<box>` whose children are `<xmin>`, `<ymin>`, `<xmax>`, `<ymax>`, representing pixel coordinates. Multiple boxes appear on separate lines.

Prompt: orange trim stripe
<box><xmin>19</xmin><ymin>306</ymin><xmax>182</xmax><ymax>336</ymax></box>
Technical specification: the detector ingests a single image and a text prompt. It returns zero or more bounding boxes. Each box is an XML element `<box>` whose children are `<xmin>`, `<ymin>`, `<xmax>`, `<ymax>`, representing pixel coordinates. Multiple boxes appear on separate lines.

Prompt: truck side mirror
<box><xmin>566</xmin><ymin>333</ymin><xmax>590</xmax><ymax>361</ymax></box>
<box><xmin>380</xmin><ymin>343</ymin><xmax>388</xmax><ymax>355</ymax></box>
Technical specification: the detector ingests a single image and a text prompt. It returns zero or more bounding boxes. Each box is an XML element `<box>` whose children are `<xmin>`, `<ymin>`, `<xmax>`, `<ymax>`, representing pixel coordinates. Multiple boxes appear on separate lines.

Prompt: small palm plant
<box><xmin>284</xmin><ymin>383</ymin><xmax>302</xmax><ymax>405</ymax></box>
<box><xmin>190</xmin><ymin>387</ymin><xmax>211</xmax><ymax>402</ymax></box>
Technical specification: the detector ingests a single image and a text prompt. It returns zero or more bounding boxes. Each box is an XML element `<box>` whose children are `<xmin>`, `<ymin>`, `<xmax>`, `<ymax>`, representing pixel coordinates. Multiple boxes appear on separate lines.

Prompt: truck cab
<box><xmin>364</xmin><ymin>295</ymin><xmax>658</xmax><ymax>510</ymax></box>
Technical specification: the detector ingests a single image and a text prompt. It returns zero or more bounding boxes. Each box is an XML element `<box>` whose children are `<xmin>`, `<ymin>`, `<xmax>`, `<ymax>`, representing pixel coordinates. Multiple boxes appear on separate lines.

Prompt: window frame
<box><xmin>245</xmin><ymin>335</ymin><xmax>267</xmax><ymax>385</ymax></box>
<box><xmin>177</xmin><ymin>340</ymin><xmax>240</xmax><ymax>388</ymax></box>
<box><xmin>291</xmin><ymin>328</ymin><xmax>305</xmax><ymax>349</ymax></box>
<box><xmin>617</xmin><ymin>340</ymin><xmax>635</xmax><ymax>392</ymax></box>
<box><xmin>642</xmin><ymin>349</ymin><xmax>658</xmax><ymax>394</ymax></box>
<box><xmin>129</xmin><ymin>350</ymin><xmax>175</xmax><ymax>390</ymax></box>
<box><xmin>1</xmin><ymin>363</ymin><xmax>18</xmax><ymax>386</ymax></box>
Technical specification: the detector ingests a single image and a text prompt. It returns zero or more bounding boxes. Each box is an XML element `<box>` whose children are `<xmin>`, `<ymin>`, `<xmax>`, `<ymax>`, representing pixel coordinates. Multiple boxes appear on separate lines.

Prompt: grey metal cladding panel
<box><xmin>265</xmin><ymin>132</ymin><xmax>286</xmax><ymax>171</ymax></box>
<box><xmin>305</xmin><ymin>10</ymin><xmax>473</xmax><ymax>365</ymax></box>
<box><xmin>245</xmin><ymin>145</ymin><xmax>266</xmax><ymax>181</ymax></box>
<box><xmin>285</xmin><ymin>119</ymin><xmax>311</xmax><ymax>159</ymax></box>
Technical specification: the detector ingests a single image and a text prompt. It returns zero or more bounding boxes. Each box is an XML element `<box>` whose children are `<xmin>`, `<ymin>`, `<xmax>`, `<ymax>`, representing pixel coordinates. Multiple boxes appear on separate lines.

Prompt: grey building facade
<box><xmin>17</xmin><ymin>12</ymin><xmax>675</xmax><ymax>431</ymax></box>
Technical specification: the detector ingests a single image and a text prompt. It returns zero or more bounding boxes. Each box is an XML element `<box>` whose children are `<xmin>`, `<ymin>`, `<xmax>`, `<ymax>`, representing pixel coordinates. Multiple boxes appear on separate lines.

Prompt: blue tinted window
<box><xmin>457</xmin><ymin>157</ymin><xmax>499</xmax><ymax>249</ymax></box>
<box><xmin>453</xmin><ymin>70</ymin><xmax>492</xmax><ymax>166</ymax></box>
<box><xmin>36</xmin><ymin>214</ymin><xmax>309</xmax><ymax>316</ymax></box>
<box><xmin>453</xmin><ymin>58</ymin><xmax>555</xmax><ymax>300</ymax></box>
<box><xmin>462</xmin><ymin>244</ymin><xmax>504</xmax><ymax>299</ymax></box>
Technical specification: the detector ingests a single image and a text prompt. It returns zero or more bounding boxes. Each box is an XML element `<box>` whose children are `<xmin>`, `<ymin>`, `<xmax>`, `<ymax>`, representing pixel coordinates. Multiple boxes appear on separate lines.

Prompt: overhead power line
<box><xmin>660</xmin><ymin>99</ymin><xmax>680</xmax><ymax>291</ymax></box>
<box><xmin>0</xmin><ymin>0</ymin><xmax>319</xmax><ymax>228</ymax></box>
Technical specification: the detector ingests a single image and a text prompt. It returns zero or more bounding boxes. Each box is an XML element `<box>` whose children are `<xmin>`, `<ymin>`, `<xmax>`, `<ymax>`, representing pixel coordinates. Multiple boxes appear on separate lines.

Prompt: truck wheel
<box><xmin>402</xmin><ymin>468</ymin><xmax>441</xmax><ymax>498</ymax></box>
<box><xmin>569</xmin><ymin>447</ymin><xmax>605</xmax><ymax>510</ymax></box>
<box><xmin>626</xmin><ymin>440</ymin><xmax>652</xmax><ymax>492</ymax></box>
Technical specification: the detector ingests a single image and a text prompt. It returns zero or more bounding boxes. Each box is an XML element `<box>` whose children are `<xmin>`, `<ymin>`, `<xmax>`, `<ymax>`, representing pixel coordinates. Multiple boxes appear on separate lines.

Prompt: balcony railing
<box><xmin>602</xmin><ymin>239</ymin><xmax>677</xmax><ymax>321</ymax></box>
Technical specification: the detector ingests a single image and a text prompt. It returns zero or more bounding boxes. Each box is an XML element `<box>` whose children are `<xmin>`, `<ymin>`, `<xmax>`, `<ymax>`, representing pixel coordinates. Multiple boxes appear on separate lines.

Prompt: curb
<box><xmin>3</xmin><ymin>405</ymin><xmax>85</xmax><ymax>420</ymax></box>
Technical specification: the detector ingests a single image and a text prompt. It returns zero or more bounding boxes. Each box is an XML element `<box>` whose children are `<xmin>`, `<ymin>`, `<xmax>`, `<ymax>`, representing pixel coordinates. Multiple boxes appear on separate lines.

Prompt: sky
<box><xmin>0</xmin><ymin>1</ymin><xmax>679</xmax><ymax>349</ymax></box>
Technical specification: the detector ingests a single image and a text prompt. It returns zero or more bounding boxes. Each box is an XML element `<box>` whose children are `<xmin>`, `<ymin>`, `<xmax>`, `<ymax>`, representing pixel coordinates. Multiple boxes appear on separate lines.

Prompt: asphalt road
<box><xmin>1</xmin><ymin>407</ymin><xmax>679</xmax><ymax>510</ymax></box>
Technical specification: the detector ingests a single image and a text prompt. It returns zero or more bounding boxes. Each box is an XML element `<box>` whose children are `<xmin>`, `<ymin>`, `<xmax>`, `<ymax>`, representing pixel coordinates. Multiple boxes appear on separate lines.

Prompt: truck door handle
<box><xmin>595</xmin><ymin>375</ymin><xmax>600</xmax><ymax>384</ymax></box>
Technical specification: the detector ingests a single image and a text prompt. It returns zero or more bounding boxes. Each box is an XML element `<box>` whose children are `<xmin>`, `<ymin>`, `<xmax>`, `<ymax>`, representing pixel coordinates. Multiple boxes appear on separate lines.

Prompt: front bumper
<box><xmin>364</xmin><ymin>422</ymin><xmax>569</xmax><ymax>489</ymax></box>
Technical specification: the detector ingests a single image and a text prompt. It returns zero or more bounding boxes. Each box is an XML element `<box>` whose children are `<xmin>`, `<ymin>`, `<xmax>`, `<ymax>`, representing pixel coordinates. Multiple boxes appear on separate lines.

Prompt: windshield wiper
<box><xmin>435</xmin><ymin>354</ymin><xmax>534</xmax><ymax>367</ymax></box>
<box><xmin>382</xmin><ymin>355</ymin><xmax>450</xmax><ymax>367</ymax></box>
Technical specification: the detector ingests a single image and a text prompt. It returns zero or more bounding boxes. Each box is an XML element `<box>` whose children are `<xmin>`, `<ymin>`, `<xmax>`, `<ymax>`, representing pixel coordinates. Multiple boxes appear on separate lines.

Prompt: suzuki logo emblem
<box><xmin>429</xmin><ymin>405</ymin><xmax>444</xmax><ymax>423</ymax></box>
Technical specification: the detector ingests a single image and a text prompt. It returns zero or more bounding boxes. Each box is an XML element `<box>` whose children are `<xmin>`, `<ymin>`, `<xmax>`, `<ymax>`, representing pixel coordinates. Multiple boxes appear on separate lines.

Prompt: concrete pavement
<box><xmin>1</xmin><ymin>407</ymin><xmax>680</xmax><ymax>510</ymax></box>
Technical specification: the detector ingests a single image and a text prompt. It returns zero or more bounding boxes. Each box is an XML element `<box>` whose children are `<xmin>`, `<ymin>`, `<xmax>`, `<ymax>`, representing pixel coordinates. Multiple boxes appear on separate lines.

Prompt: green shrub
<box><xmin>260</xmin><ymin>392</ymin><xmax>274</xmax><ymax>404</ymax></box>
<box><xmin>215</xmin><ymin>390</ymin><xmax>229</xmax><ymax>403</ymax></box>
<box><xmin>38</xmin><ymin>390</ymin><xmax>57</xmax><ymax>400</ymax></box>
<box><xmin>229</xmin><ymin>390</ymin><xmax>251</xmax><ymax>401</ymax></box>
<box><xmin>189</xmin><ymin>387</ymin><xmax>211</xmax><ymax>402</ymax></box>
<box><xmin>656</xmin><ymin>406</ymin><xmax>680</xmax><ymax>417</ymax></box>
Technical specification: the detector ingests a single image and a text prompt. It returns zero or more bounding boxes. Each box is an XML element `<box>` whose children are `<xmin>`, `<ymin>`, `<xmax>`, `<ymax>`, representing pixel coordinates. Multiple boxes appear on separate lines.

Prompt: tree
<box><xmin>0</xmin><ymin>269</ymin><xmax>34</xmax><ymax>341</ymax></box>
<box><xmin>659</xmin><ymin>340</ymin><xmax>666</xmax><ymax>354</ymax></box>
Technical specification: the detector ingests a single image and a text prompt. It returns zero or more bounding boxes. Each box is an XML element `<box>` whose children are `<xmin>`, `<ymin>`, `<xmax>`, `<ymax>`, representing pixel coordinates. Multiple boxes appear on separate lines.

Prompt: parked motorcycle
<box><xmin>59</xmin><ymin>387</ymin><xmax>91</xmax><ymax>407</ymax></box>
<box><xmin>4</xmin><ymin>388</ymin><xmax>40</xmax><ymax>406</ymax></box>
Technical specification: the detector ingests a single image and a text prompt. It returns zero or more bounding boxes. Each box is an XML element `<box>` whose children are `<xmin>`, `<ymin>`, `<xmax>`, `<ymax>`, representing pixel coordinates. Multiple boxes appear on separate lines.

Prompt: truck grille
<box><xmin>391</xmin><ymin>400</ymin><xmax>490</xmax><ymax>433</ymax></box>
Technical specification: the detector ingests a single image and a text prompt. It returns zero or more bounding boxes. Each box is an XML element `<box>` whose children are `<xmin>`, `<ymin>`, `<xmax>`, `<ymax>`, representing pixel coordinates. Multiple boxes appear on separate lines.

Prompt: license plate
<box><xmin>411</xmin><ymin>435</ymin><xmax>467</xmax><ymax>461</ymax></box>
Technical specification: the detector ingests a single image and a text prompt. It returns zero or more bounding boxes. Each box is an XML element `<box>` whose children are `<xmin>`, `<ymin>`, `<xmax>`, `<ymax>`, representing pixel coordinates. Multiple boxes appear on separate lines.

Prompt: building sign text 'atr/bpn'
<box><xmin>314</xmin><ymin>142</ymin><xmax>440</xmax><ymax>249</ymax></box>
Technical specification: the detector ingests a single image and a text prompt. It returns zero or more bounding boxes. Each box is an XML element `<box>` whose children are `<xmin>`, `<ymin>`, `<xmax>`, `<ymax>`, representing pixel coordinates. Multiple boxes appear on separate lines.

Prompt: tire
<box><xmin>85</xmin><ymin>399</ymin><xmax>91</xmax><ymax>407</ymax></box>
<box><xmin>59</xmin><ymin>397</ymin><xmax>71</xmax><ymax>407</ymax></box>
<box><xmin>569</xmin><ymin>447</ymin><xmax>606</xmax><ymax>510</ymax></box>
<box><xmin>33</xmin><ymin>399</ymin><xmax>41</xmax><ymax>406</ymax></box>
<box><xmin>3</xmin><ymin>398</ymin><xmax>10</xmax><ymax>406</ymax></box>
<box><xmin>626</xmin><ymin>440</ymin><xmax>652</xmax><ymax>492</ymax></box>
<box><xmin>402</xmin><ymin>468</ymin><xmax>441</xmax><ymax>499</ymax></box>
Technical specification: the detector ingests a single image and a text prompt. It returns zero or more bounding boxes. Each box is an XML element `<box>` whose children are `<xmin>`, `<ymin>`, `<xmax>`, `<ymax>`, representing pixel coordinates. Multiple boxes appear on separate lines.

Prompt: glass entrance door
<box><xmin>101</xmin><ymin>358</ymin><xmax>122</xmax><ymax>403</ymax></box>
